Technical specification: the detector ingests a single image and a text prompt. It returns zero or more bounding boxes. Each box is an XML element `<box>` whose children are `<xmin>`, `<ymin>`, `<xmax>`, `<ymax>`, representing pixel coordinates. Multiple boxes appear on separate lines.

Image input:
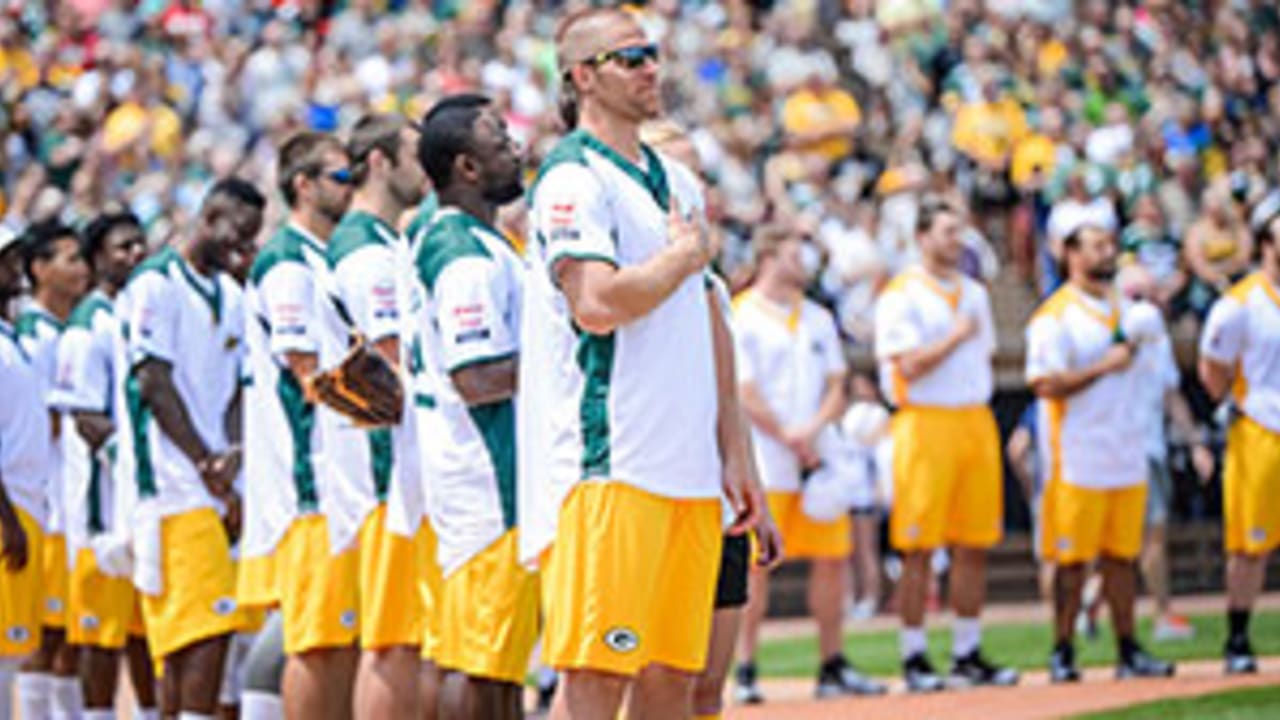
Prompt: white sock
<box><xmin>900</xmin><ymin>626</ymin><xmax>927</xmax><ymax>659</ymax></box>
<box><xmin>953</xmin><ymin>617</ymin><xmax>982</xmax><ymax>658</ymax></box>
<box><xmin>177</xmin><ymin>713</ymin><xmax>217</xmax><ymax>720</ymax></box>
<box><xmin>136</xmin><ymin>708</ymin><xmax>161</xmax><ymax>720</ymax></box>
<box><xmin>85</xmin><ymin>710</ymin><xmax>117</xmax><ymax>720</ymax></box>
<box><xmin>239</xmin><ymin>690</ymin><xmax>284</xmax><ymax>720</ymax></box>
<box><xmin>16</xmin><ymin>672</ymin><xmax>51</xmax><ymax>720</ymax></box>
<box><xmin>0</xmin><ymin>660</ymin><xmax>17</xmax><ymax>719</ymax></box>
<box><xmin>50</xmin><ymin>675</ymin><xmax>83</xmax><ymax>720</ymax></box>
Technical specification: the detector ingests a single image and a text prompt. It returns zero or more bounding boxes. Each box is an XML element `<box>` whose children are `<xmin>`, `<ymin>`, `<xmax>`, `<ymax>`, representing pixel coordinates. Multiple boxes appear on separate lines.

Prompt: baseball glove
<box><xmin>309</xmin><ymin>336</ymin><xmax>404</xmax><ymax>427</ymax></box>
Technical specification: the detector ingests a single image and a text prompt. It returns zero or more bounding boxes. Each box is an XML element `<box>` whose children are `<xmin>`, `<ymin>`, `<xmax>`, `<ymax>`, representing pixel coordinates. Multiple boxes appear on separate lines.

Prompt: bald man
<box><xmin>518</xmin><ymin>8</ymin><xmax>758</xmax><ymax>720</ymax></box>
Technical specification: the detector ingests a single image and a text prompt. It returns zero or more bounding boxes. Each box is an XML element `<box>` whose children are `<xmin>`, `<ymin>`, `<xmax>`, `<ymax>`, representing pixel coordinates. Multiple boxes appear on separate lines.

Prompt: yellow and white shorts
<box><xmin>68</xmin><ymin>546</ymin><xmax>145</xmax><ymax>649</ymax></box>
<box><xmin>418</xmin><ymin>519</ymin><xmax>442</xmax><ymax>662</ymax></box>
<box><xmin>358</xmin><ymin>504</ymin><xmax>426</xmax><ymax>650</ymax></box>
<box><xmin>542</xmin><ymin>482</ymin><xmax>721</xmax><ymax>677</ymax></box>
<box><xmin>142</xmin><ymin>508</ymin><xmax>244</xmax><ymax>661</ymax></box>
<box><xmin>236</xmin><ymin>549</ymin><xmax>278</xmax><ymax>612</ymax></box>
<box><xmin>762</xmin><ymin>491</ymin><xmax>851</xmax><ymax>560</ymax></box>
<box><xmin>276</xmin><ymin>514</ymin><xmax>359</xmax><ymax>655</ymax></box>
<box><xmin>437</xmin><ymin>530</ymin><xmax>539</xmax><ymax>684</ymax></box>
<box><xmin>1045</xmin><ymin>479</ymin><xmax>1146</xmax><ymax>565</ymax></box>
<box><xmin>1224</xmin><ymin>415</ymin><xmax>1280</xmax><ymax>556</ymax></box>
<box><xmin>891</xmin><ymin>405</ymin><xmax>1003</xmax><ymax>552</ymax></box>
<box><xmin>1</xmin><ymin>506</ymin><xmax>44</xmax><ymax>657</ymax></box>
<box><xmin>42</xmin><ymin>531</ymin><xmax>69</xmax><ymax>628</ymax></box>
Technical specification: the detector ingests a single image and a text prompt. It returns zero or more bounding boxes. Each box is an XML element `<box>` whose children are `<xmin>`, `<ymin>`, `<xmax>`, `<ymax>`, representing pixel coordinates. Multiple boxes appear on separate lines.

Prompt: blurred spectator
<box><xmin>1183</xmin><ymin>185</ymin><xmax>1252</xmax><ymax>317</ymax></box>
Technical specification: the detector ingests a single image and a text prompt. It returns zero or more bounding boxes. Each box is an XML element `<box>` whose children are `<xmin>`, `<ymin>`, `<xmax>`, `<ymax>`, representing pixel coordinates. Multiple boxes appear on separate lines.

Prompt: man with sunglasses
<box><xmin>519</xmin><ymin>8</ymin><xmax>757</xmax><ymax>719</ymax></box>
<box><xmin>316</xmin><ymin>113</ymin><xmax>432</xmax><ymax>719</ymax></box>
<box><xmin>237</xmin><ymin>131</ymin><xmax>360</xmax><ymax>719</ymax></box>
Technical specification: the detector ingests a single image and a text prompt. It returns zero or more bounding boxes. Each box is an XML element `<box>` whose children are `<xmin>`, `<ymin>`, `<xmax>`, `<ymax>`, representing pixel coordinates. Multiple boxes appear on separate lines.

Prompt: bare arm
<box><xmin>1183</xmin><ymin>221</ymin><xmax>1227</xmax><ymax>286</ymax></box>
<box><xmin>1029</xmin><ymin>343</ymin><xmax>1133</xmax><ymax>400</ymax></box>
<box><xmin>708</xmin><ymin>288</ymin><xmax>759</xmax><ymax>534</ymax></box>
<box><xmin>135</xmin><ymin>358</ymin><xmax>211</xmax><ymax>469</ymax></box>
<box><xmin>71</xmin><ymin>411</ymin><xmax>114</xmax><ymax>451</ymax></box>
<box><xmin>1006</xmin><ymin>426</ymin><xmax>1034</xmax><ymax>502</ymax></box>
<box><xmin>1198</xmin><ymin>356</ymin><xmax>1235</xmax><ymax>403</ymax></box>
<box><xmin>0</xmin><ymin>472</ymin><xmax>29</xmax><ymax>571</ymax></box>
<box><xmin>739</xmin><ymin>381</ymin><xmax>787</xmax><ymax>442</ymax></box>
<box><xmin>893</xmin><ymin>314</ymin><xmax>977</xmax><ymax>382</ymax></box>
<box><xmin>372</xmin><ymin>336</ymin><xmax>401</xmax><ymax>369</ymax></box>
<box><xmin>451</xmin><ymin>357</ymin><xmax>518</xmax><ymax>407</ymax></box>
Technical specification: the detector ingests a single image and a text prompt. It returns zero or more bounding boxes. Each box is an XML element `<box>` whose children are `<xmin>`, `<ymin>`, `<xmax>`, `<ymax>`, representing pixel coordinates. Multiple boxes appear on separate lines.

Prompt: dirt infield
<box><xmin>727</xmin><ymin>657</ymin><xmax>1280</xmax><ymax>719</ymax></box>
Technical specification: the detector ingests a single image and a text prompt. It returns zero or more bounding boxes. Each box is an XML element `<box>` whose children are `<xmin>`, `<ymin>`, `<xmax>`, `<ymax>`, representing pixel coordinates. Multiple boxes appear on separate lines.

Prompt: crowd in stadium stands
<box><xmin>1</xmin><ymin>0</ymin><xmax>1278</xmax><ymax>575</ymax></box>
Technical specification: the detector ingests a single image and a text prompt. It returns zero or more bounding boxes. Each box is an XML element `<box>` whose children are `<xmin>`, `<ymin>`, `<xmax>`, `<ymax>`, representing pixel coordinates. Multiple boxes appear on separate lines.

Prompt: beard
<box><xmin>391</xmin><ymin>178</ymin><xmax>426</xmax><ymax>208</ymax></box>
<box><xmin>1087</xmin><ymin>262</ymin><xmax>1117</xmax><ymax>282</ymax></box>
<box><xmin>483</xmin><ymin>178</ymin><xmax>525</xmax><ymax>206</ymax></box>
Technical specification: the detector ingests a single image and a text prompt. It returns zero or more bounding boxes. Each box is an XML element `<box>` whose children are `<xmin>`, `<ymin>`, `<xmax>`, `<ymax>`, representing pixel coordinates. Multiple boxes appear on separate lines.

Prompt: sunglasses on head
<box><xmin>584</xmin><ymin>43</ymin><xmax>659</xmax><ymax>70</ymax></box>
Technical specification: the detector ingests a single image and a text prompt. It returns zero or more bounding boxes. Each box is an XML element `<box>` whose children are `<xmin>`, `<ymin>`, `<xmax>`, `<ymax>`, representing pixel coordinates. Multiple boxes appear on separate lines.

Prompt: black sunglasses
<box><xmin>584</xmin><ymin>43</ymin><xmax>659</xmax><ymax>70</ymax></box>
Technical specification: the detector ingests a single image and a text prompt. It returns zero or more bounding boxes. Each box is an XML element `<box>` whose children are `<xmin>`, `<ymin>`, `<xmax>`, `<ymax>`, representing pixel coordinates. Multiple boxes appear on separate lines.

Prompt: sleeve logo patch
<box><xmin>456</xmin><ymin>328</ymin><xmax>492</xmax><ymax>344</ymax></box>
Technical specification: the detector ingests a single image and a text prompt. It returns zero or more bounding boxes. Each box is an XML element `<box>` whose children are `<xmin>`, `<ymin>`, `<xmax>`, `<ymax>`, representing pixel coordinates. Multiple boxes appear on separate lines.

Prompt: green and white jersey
<box><xmin>241</xmin><ymin>223</ymin><xmax>326</xmax><ymax>563</ymax></box>
<box><xmin>411</xmin><ymin>207</ymin><xmax>522</xmax><ymax>577</ymax></box>
<box><xmin>318</xmin><ymin>210</ymin><xmax>422</xmax><ymax>552</ymax></box>
<box><xmin>0</xmin><ymin>318</ymin><xmax>51</xmax><ymax>529</ymax></box>
<box><xmin>54</xmin><ymin>290</ymin><xmax>119</xmax><ymax>553</ymax></box>
<box><xmin>517</xmin><ymin>130</ymin><xmax>721</xmax><ymax>561</ymax></box>
<box><xmin>116</xmin><ymin>247</ymin><xmax>244</xmax><ymax>518</ymax></box>
<box><xmin>16</xmin><ymin>302</ymin><xmax>65</xmax><ymax>534</ymax></box>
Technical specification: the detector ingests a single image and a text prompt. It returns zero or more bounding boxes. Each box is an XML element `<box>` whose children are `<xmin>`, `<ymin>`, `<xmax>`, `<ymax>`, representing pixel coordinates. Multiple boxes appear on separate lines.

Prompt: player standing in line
<box><xmin>1199</xmin><ymin>197</ymin><xmax>1280</xmax><ymax>674</ymax></box>
<box><xmin>519</xmin><ymin>8</ymin><xmax>756</xmax><ymax>719</ymax></box>
<box><xmin>14</xmin><ymin>220</ymin><xmax>90</xmax><ymax>719</ymax></box>
<box><xmin>873</xmin><ymin>198</ymin><xmax>1018</xmax><ymax>691</ymax></box>
<box><xmin>732</xmin><ymin>224</ymin><xmax>885</xmax><ymax>702</ymax></box>
<box><xmin>638</xmin><ymin>119</ymin><xmax>785</xmax><ymax>720</ymax></box>
<box><xmin>119</xmin><ymin>178</ymin><xmax>264</xmax><ymax>717</ymax></box>
<box><xmin>1</xmin><ymin>225</ymin><xmax>54</xmax><ymax>718</ymax></box>
<box><xmin>319</xmin><ymin>113</ymin><xmax>430</xmax><ymax>720</ymax></box>
<box><xmin>1027</xmin><ymin>224</ymin><xmax>1174</xmax><ymax>682</ymax></box>
<box><xmin>238</xmin><ymin>131</ymin><xmax>360</xmax><ymax>719</ymax></box>
<box><xmin>54</xmin><ymin>211</ymin><xmax>158</xmax><ymax>719</ymax></box>
<box><xmin>409</xmin><ymin>94</ymin><xmax>538</xmax><ymax>720</ymax></box>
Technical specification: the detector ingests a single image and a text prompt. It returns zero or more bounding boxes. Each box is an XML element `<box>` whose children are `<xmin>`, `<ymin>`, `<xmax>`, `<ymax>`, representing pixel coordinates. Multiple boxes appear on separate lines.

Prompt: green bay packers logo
<box><xmin>5</xmin><ymin>625</ymin><xmax>30</xmax><ymax>643</ymax></box>
<box><xmin>81</xmin><ymin>614</ymin><xmax>100</xmax><ymax>631</ymax></box>
<box><xmin>213</xmin><ymin>597</ymin><xmax>238</xmax><ymax>616</ymax></box>
<box><xmin>340</xmin><ymin>610</ymin><xmax>357</xmax><ymax>629</ymax></box>
<box><xmin>46</xmin><ymin>597</ymin><xmax>64</xmax><ymax>613</ymax></box>
<box><xmin>603</xmin><ymin>626</ymin><xmax>639</xmax><ymax>654</ymax></box>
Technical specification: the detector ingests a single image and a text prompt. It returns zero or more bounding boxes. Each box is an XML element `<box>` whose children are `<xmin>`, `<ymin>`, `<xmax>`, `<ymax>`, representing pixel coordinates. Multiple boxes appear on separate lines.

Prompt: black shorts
<box><xmin>714</xmin><ymin>533</ymin><xmax>749</xmax><ymax>610</ymax></box>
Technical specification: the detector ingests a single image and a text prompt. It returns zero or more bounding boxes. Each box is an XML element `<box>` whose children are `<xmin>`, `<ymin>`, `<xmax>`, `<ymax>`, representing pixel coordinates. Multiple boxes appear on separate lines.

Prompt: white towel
<box><xmin>131</xmin><ymin>497</ymin><xmax>163</xmax><ymax>596</ymax></box>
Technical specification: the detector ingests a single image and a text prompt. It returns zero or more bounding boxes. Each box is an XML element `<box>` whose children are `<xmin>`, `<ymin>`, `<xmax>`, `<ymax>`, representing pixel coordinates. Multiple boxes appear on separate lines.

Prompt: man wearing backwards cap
<box><xmin>1199</xmin><ymin>192</ymin><xmax>1280</xmax><ymax>675</ymax></box>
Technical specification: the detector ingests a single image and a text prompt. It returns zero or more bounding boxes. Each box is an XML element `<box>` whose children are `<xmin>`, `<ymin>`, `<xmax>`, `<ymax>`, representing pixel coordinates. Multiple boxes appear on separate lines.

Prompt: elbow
<box><xmin>1028</xmin><ymin>377</ymin><xmax>1057</xmax><ymax>400</ymax></box>
<box><xmin>571</xmin><ymin>302</ymin><xmax>622</xmax><ymax>336</ymax></box>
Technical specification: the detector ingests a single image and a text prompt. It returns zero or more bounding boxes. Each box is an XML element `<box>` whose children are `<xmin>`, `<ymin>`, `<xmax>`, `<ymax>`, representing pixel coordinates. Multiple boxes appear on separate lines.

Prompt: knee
<box><xmin>690</xmin><ymin>677</ymin><xmax>723</xmax><ymax>714</ymax></box>
<box><xmin>560</xmin><ymin>667</ymin><xmax>629</xmax><ymax>697</ymax></box>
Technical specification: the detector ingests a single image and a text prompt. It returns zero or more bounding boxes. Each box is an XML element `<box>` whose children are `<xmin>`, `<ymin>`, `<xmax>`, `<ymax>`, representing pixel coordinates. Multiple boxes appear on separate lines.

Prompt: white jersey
<box><xmin>240</xmin><ymin>223</ymin><xmax>327</xmax><ymax>564</ymax></box>
<box><xmin>0</xmin><ymin>319</ymin><xmax>51</xmax><ymax>528</ymax></box>
<box><xmin>1200</xmin><ymin>272</ymin><xmax>1280</xmax><ymax>433</ymax></box>
<box><xmin>15</xmin><ymin>303</ymin><xmax>63</xmax><ymax>533</ymax></box>
<box><xmin>873</xmin><ymin>266</ymin><xmax>996</xmax><ymax>407</ymax></box>
<box><xmin>517</xmin><ymin>130</ymin><xmax>721</xmax><ymax>563</ymax></box>
<box><xmin>410</xmin><ymin>207</ymin><xmax>522</xmax><ymax>577</ymax></box>
<box><xmin>117</xmin><ymin>247</ymin><xmax>244</xmax><ymax>517</ymax></box>
<box><xmin>1025</xmin><ymin>285</ymin><xmax>1146</xmax><ymax>489</ymax></box>
<box><xmin>733</xmin><ymin>290</ymin><xmax>846</xmax><ymax>492</ymax></box>
<box><xmin>317</xmin><ymin>210</ymin><xmax>421</xmax><ymax>552</ymax></box>
<box><xmin>53</xmin><ymin>290</ymin><xmax>120</xmax><ymax>557</ymax></box>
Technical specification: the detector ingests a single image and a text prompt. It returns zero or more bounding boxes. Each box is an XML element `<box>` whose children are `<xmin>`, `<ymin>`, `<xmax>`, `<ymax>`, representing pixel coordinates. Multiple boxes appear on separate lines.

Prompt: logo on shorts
<box><xmin>213</xmin><ymin>597</ymin><xmax>238</xmax><ymax>616</ymax></box>
<box><xmin>80</xmin><ymin>614</ymin><xmax>100</xmax><ymax>632</ymax></box>
<box><xmin>603</xmin><ymin>627</ymin><xmax>640</xmax><ymax>654</ymax></box>
<box><xmin>1250</xmin><ymin>527</ymin><xmax>1268</xmax><ymax>543</ymax></box>
<box><xmin>5</xmin><ymin>625</ymin><xmax>30</xmax><ymax>643</ymax></box>
<box><xmin>906</xmin><ymin>525</ymin><xmax>921</xmax><ymax>541</ymax></box>
<box><xmin>45</xmin><ymin>597</ymin><xmax>64</xmax><ymax>614</ymax></box>
<box><xmin>1057</xmin><ymin>537</ymin><xmax>1073</xmax><ymax>551</ymax></box>
<box><xmin>340</xmin><ymin>610</ymin><xmax>358</xmax><ymax>629</ymax></box>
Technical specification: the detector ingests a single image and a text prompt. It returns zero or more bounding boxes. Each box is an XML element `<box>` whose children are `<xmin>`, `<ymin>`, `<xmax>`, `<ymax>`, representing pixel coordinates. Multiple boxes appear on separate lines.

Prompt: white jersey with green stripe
<box><xmin>409</xmin><ymin>207</ymin><xmax>523</xmax><ymax>577</ymax></box>
<box><xmin>517</xmin><ymin>130</ymin><xmax>722</xmax><ymax>563</ymax></box>
<box><xmin>16</xmin><ymin>302</ymin><xmax>66</xmax><ymax>534</ymax></box>
<box><xmin>0</xmin><ymin>318</ymin><xmax>51</xmax><ymax>528</ymax></box>
<box><xmin>114</xmin><ymin>247</ymin><xmax>245</xmax><ymax>518</ymax></box>
<box><xmin>241</xmin><ymin>222</ymin><xmax>327</xmax><ymax>563</ymax></box>
<box><xmin>317</xmin><ymin>209</ymin><xmax>422</xmax><ymax>552</ymax></box>
<box><xmin>54</xmin><ymin>289</ymin><xmax>121</xmax><ymax>555</ymax></box>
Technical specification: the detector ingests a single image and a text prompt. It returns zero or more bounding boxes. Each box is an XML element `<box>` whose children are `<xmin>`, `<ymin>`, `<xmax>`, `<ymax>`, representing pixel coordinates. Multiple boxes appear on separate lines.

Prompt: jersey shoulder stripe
<box><xmin>1029</xmin><ymin>285</ymin><xmax>1075</xmax><ymax>323</ymax></box>
<box><xmin>15</xmin><ymin>306</ymin><xmax>63</xmax><ymax>338</ymax></box>
<box><xmin>415</xmin><ymin>212</ymin><xmax>494</xmax><ymax>292</ymax></box>
<box><xmin>327</xmin><ymin>210</ymin><xmax>393</xmax><ymax>268</ymax></box>
<box><xmin>68</xmin><ymin>291</ymin><xmax>112</xmax><ymax>330</ymax></box>
<box><xmin>250</xmin><ymin>224</ymin><xmax>318</xmax><ymax>286</ymax></box>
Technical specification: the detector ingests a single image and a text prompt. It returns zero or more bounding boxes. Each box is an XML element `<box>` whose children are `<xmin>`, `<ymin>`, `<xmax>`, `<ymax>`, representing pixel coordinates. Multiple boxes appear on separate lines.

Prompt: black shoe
<box><xmin>950</xmin><ymin>648</ymin><xmax>1020</xmax><ymax>688</ymax></box>
<box><xmin>1225</xmin><ymin>638</ymin><xmax>1258</xmax><ymax>675</ymax></box>
<box><xmin>734</xmin><ymin>662</ymin><xmax>764</xmax><ymax>704</ymax></box>
<box><xmin>903</xmin><ymin>653</ymin><xmax>945</xmax><ymax>693</ymax></box>
<box><xmin>815</xmin><ymin>654</ymin><xmax>888</xmax><ymax>698</ymax></box>
<box><xmin>1049</xmin><ymin>643</ymin><xmax>1080</xmax><ymax>684</ymax></box>
<box><xmin>1117</xmin><ymin>645</ymin><xmax>1175</xmax><ymax>679</ymax></box>
<box><xmin>536</xmin><ymin>673</ymin><xmax>557</xmax><ymax>712</ymax></box>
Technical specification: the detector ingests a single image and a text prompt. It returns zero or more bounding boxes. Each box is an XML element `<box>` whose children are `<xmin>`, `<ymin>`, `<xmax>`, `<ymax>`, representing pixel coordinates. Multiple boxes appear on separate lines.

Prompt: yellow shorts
<box><xmin>437</xmin><ymin>530</ymin><xmax>539</xmax><ymax>683</ymax></box>
<box><xmin>68</xmin><ymin>547</ymin><xmax>136</xmax><ymax>649</ymax></box>
<box><xmin>236</xmin><ymin>550</ymin><xmax>278</xmax><ymax>611</ymax></box>
<box><xmin>42</xmin><ymin>532</ymin><xmax>69</xmax><ymax>628</ymax></box>
<box><xmin>359</xmin><ymin>504</ymin><xmax>425</xmax><ymax>650</ymax></box>
<box><xmin>1224</xmin><ymin>415</ymin><xmax>1280</xmax><ymax>555</ymax></box>
<box><xmin>1</xmin><ymin>506</ymin><xmax>44</xmax><ymax>657</ymax></box>
<box><xmin>1048</xmin><ymin>481</ymin><xmax>1146</xmax><ymax>564</ymax></box>
<box><xmin>276</xmin><ymin>514</ymin><xmax>359</xmax><ymax>655</ymax></box>
<box><xmin>142</xmin><ymin>508</ymin><xmax>244</xmax><ymax>661</ymax></box>
<box><xmin>763</xmin><ymin>491</ymin><xmax>850</xmax><ymax>560</ymax></box>
<box><xmin>418</xmin><ymin>520</ymin><xmax>442</xmax><ymax>661</ymax></box>
<box><xmin>542</xmin><ymin>482</ymin><xmax>721</xmax><ymax>676</ymax></box>
<box><xmin>891</xmin><ymin>405</ymin><xmax>1003</xmax><ymax>551</ymax></box>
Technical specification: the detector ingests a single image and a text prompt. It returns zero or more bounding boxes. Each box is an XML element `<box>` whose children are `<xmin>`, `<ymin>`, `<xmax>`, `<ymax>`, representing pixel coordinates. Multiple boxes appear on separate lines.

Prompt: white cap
<box><xmin>1250</xmin><ymin>190</ymin><xmax>1280</xmax><ymax>236</ymax></box>
<box><xmin>0</xmin><ymin>224</ymin><xmax>20</xmax><ymax>257</ymax></box>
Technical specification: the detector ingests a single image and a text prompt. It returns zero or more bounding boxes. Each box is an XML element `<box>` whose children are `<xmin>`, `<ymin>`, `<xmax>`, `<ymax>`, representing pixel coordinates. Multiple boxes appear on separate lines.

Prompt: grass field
<box><xmin>1071</xmin><ymin>683</ymin><xmax>1280</xmax><ymax>719</ymax></box>
<box><xmin>755</xmin><ymin>610</ymin><xmax>1280</xmax><ymax>678</ymax></box>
